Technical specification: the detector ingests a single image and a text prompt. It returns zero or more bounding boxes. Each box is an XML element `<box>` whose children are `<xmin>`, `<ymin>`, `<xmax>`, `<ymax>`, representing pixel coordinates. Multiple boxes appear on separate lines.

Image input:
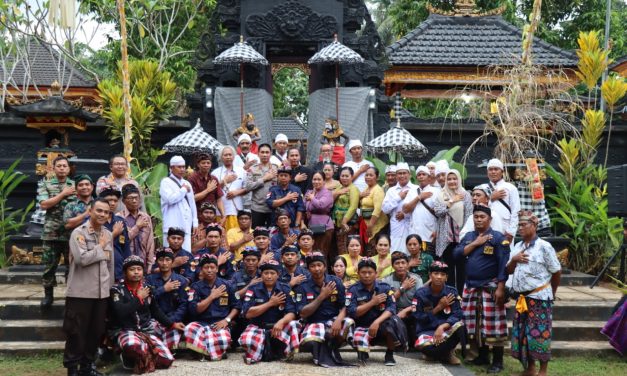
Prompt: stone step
<box><xmin>0</xmin><ymin>319</ymin><xmax>65</xmax><ymax>342</ymax></box>
<box><xmin>506</xmin><ymin>301</ymin><xmax>615</xmax><ymax>322</ymax></box>
<box><xmin>559</xmin><ymin>271</ymin><xmax>597</xmax><ymax>286</ymax></box>
<box><xmin>0</xmin><ymin>341</ymin><xmax>64</xmax><ymax>355</ymax></box>
<box><xmin>550</xmin><ymin>341</ymin><xmax>617</xmax><ymax>356</ymax></box>
<box><xmin>0</xmin><ymin>269</ymin><xmax>65</xmax><ymax>285</ymax></box>
<box><xmin>0</xmin><ymin>300</ymin><xmax>65</xmax><ymax>320</ymax></box>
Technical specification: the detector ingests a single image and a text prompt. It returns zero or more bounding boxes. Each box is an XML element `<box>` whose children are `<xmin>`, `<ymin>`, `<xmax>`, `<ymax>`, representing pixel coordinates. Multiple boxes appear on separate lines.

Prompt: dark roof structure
<box><xmin>10</xmin><ymin>96</ymin><xmax>98</xmax><ymax>121</ymax></box>
<box><xmin>387</xmin><ymin>14</ymin><xmax>578</xmax><ymax>67</ymax></box>
<box><xmin>4</xmin><ymin>39</ymin><xmax>95</xmax><ymax>88</ymax></box>
<box><xmin>272</xmin><ymin>117</ymin><xmax>308</xmax><ymax>141</ymax></box>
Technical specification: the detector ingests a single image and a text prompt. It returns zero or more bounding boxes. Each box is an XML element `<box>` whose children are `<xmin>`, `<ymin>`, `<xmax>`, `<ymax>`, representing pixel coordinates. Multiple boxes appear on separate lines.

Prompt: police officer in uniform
<box><xmin>145</xmin><ymin>248</ymin><xmax>189</xmax><ymax>350</ymax></box>
<box><xmin>297</xmin><ymin>252</ymin><xmax>354</xmax><ymax>367</ymax></box>
<box><xmin>239</xmin><ymin>260</ymin><xmax>301</xmax><ymax>364</ymax></box>
<box><xmin>347</xmin><ymin>258</ymin><xmax>406</xmax><ymax>366</ymax></box>
<box><xmin>184</xmin><ymin>254</ymin><xmax>239</xmax><ymax>360</ymax></box>
<box><xmin>197</xmin><ymin>225</ymin><xmax>235</xmax><ymax>280</ymax></box>
<box><xmin>229</xmin><ymin>247</ymin><xmax>262</xmax><ymax>343</ymax></box>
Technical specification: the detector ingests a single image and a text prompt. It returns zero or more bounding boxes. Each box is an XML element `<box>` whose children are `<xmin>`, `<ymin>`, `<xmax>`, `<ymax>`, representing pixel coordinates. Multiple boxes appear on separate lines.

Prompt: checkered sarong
<box><xmin>238</xmin><ymin>321</ymin><xmax>302</xmax><ymax>364</ymax></box>
<box><xmin>150</xmin><ymin>320</ymin><xmax>182</xmax><ymax>350</ymax></box>
<box><xmin>415</xmin><ymin>321</ymin><xmax>464</xmax><ymax>349</ymax></box>
<box><xmin>117</xmin><ymin>330</ymin><xmax>174</xmax><ymax>368</ymax></box>
<box><xmin>350</xmin><ymin>327</ymin><xmax>372</xmax><ymax>352</ymax></box>
<box><xmin>183</xmin><ymin>322</ymin><xmax>231</xmax><ymax>360</ymax></box>
<box><xmin>461</xmin><ymin>283</ymin><xmax>508</xmax><ymax>345</ymax></box>
<box><xmin>516</xmin><ymin>182</ymin><xmax>550</xmax><ymax>231</ymax></box>
<box><xmin>300</xmin><ymin>317</ymin><xmax>355</xmax><ymax>345</ymax></box>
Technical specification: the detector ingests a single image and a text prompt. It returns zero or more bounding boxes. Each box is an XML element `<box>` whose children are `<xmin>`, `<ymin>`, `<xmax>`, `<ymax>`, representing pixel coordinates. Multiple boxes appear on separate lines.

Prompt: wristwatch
<box><xmin>225</xmin><ymin>317</ymin><xmax>232</xmax><ymax>324</ymax></box>
<box><xmin>399</xmin><ymin>286</ymin><xmax>405</xmax><ymax>293</ymax></box>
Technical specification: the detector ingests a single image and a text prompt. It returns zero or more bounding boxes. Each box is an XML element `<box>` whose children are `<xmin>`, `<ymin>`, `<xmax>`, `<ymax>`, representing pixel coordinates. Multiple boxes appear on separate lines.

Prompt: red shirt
<box><xmin>188</xmin><ymin>171</ymin><xmax>224</xmax><ymax>212</ymax></box>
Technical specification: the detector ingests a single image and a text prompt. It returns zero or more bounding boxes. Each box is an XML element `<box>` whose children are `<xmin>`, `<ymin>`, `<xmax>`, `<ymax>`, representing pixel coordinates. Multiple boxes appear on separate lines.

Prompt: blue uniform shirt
<box><xmin>230</xmin><ymin>269</ymin><xmax>260</xmax><ymax>292</ymax></box>
<box><xmin>188</xmin><ymin>277</ymin><xmax>238</xmax><ymax>326</ymax></box>
<box><xmin>347</xmin><ymin>281</ymin><xmax>396</xmax><ymax>328</ymax></box>
<box><xmin>279</xmin><ymin>264</ymin><xmax>310</xmax><ymax>285</ymax></box>
<box><xmin>296</xmin><ymin>274</ymin><xmax>346</xmax><ymax>324</ymax></box>
<box><xmin>104</xmin><ymin>215</ymin><xmax>131</xmax><ymax>281</ymax></box>
<box><xmin>412</xmin><ymin>284</ymin><xmax>462</xmax><ymax>335</ymax></box>
<box><xmin>241</xmin><ymin>281</ymin><xmax>297</xmax><ymax>327</ymax></box>
<box><xmin>196</xmin><ymin>247</ymin><xmax>235</xmax><ymax>280</ymax></box>
<box><xmin>152</xmin><ymin>248</ymin><xmax>196</xmax><ymax>282</ymax></box>
<box><xmin>266</xmin><ymin>184</ymin><xmax>305</xmax><ymax>224</ymax></box>
<box><xmin>270</xmin><ymin>229</ymin><xmax>300</xmax><ymax>252</ymax></box>
<box><xmin>454</xmin><ymin>228</ymin><xmax>510</xmax><ymax>288</ymax></box>
<box><xmin>145</xmin><ymin>271</ymin><xmax>189</xmax><ymax>323</ymax></box>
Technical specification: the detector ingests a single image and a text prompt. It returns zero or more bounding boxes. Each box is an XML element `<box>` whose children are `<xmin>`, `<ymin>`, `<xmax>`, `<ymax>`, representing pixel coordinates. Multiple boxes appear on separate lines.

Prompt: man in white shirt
<box><xmin>342</xmin><ymin>139</ymin><xmax>373</xmax><ymax>192</ymax></box>
<box><xmin>459</xmin><ymin>184</ymin><xmax>504</xmax><ymax>239</ymax></box>
<box><xmin>160</xmin><ymin>156</ymin><xmax>198</xmax><ymax>251</ymax></box>
<box><xmin>234</xmin><ymin>134</ymin><xmax>257</xmax><ymax>171</ymax></box>
<box><xmin>269</xmin><ymin>133</ymin><xmax>289</xmax><ymax>167</ymax></box>
<box><xmin>212</xmin><ymin>146</ymin><xmax>249</xmax><ymax>232</ymax></box>
<box><xmin>487</xmin><ymin>158</ymin><xmax>520</xmax><ymax>242</ymax></box>
<box><xmin>403</xmin><ymin>166</ymin><xmax>441</xmax><ymax>253</ymax></box>
<box><xmin>382</xmin><ymin>162</ymin><xmax>417</xmax><ymax>253</ymax></box>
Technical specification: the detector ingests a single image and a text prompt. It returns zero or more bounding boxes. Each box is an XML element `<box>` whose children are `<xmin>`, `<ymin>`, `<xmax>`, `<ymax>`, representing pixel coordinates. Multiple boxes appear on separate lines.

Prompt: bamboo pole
<box><xmin>521</xmin><ymin>0</ymin><xmax>543</xmax><ymax>66</ymax></box>
<box><xmin>117</xmin><ymin>0</ymin><xmax>133</xmax><ymax>166</ymax></box>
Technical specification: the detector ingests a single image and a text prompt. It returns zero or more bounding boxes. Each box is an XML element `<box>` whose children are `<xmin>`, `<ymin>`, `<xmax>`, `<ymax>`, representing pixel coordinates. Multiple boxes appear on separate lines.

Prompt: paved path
<box><xmin>108</xmin><ymin>352</ymin><xmax>461</xmax><ymax>376</ymax></box>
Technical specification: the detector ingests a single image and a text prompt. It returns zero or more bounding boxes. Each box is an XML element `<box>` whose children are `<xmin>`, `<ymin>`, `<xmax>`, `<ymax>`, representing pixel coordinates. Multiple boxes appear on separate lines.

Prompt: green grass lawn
<box><xmin>0</xmin><ymin>354</ymin><xmax>64</xmax><ymax>376</ymax></box>
<box><xmin>466</xmin><ymin>353</ymin><xmax>626</xmax><ymax>376</ymax></box>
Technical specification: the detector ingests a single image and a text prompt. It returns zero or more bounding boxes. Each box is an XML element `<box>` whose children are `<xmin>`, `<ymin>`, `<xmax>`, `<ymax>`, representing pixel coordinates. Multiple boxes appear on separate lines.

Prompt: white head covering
<box><xmin>416</xmin><ymin>165</ymin><xmax>430</xmax><ymax>175</ymax></box>
<box><xmin>385</xmin><ymin>165</ymin><xmax>397</xmax><ymax>174</ymax></box>
<box><xmin>426</xmin><ymin>161</ymin><xmax>436</xmax><ymax>169</ymax></box>
<box><xmin>473</xmin><ymin>183</ymin><xmax>493</xmax><ymax>197</ymax></box>
<box><xmin>246</xmin><ymin>153</ymin><xmax>260</xmax><ymax>163</ymax></box>
<box><xmin>237</xmin><ymin>133</ymin><xmax>252</xmax><ymax>144</ymax></box>
<box><xmin>487</xmin><ymin>158</ymin><xmax>504</xmax><ymax>170</ymax></box>
<box><xmin>346</xmin><ymin>139</ymin><xmax>363</xmax><ymax>152</ymax></box>
<box><xmin>434</xmin><ymin>160</ymin><xmax>450</xmax><ymax>175</ymax></box>
<box><xmin>169</xmin><ymin>155</ymin><xmax>186</xmax><ymax>166</ymax></box>
<box><xmin>274</xmin><ymin>133</ymin><xmax>288</xmax><ymax>143</ymax></box>
<box><xmin>396</xmin><ymin>162</ymin><xmax>410</xmax><ymax>172</ymax></box>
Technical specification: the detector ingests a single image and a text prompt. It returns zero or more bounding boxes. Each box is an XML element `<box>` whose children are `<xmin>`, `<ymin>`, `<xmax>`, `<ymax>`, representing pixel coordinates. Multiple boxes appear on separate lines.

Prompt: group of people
<box><xmin>37</xmin><ymin>136</ymin><xmax>562</xmax><ymax>376</ymax></box>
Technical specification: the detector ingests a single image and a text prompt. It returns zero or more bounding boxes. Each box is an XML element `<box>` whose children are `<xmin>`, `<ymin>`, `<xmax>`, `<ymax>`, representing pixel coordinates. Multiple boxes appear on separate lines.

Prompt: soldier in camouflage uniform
<box><xmin>38</xmin><ymin>156</ymin><xmax>77</xmax><ymax>308</ymax></box>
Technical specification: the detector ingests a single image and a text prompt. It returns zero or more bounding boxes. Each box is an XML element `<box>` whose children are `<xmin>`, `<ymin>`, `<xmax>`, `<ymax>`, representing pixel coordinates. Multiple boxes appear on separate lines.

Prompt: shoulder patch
<box><xmin>388</xmin><ymin>289</ymin><xmax>395</xmax><ymax>296</ymax></box>
<box><xmin>76</xmin><ymin>234</ymin><xmax>86</xmax><ymax>246</ymax></box>
<box><xmin>502</xmin><ymin>240</ymin><xmax>510</xmax><ymax>246</ymax></box>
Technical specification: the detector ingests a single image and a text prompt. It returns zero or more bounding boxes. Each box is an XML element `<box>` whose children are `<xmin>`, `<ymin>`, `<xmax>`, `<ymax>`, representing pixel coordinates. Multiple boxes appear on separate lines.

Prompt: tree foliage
<box><xmin>272</xmin><ymin>67</ymin><xmax>309</xmax><ymax>122</ymax></box>
<box><xmin>98</xmin><ymin>60</ymin><xmax>176</xmax><ymax>168</ymax></box>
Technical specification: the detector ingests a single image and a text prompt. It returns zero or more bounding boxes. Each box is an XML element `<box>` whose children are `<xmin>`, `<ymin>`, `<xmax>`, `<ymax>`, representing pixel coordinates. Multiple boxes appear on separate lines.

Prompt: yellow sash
<box><xmin>515</xmin><ymin>282</ymin><xmax>551</xmax><ymax>314</ymax></box>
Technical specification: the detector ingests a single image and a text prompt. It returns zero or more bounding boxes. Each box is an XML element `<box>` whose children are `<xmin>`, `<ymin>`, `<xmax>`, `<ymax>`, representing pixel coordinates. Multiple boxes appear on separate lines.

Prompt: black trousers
<box><xmin>441</xmin><ymin>243</ymin><xmax>466</xmax><ymax>293</ymax></box>
<box><xmin>63</xmin><ymin>297</ymin><xmax>108</xmax><ymax>368</ymax></box>
<box><xmin>251</xmin><ymin>210</ymin><xmax>272</xmax><ymax>228</ymax></box>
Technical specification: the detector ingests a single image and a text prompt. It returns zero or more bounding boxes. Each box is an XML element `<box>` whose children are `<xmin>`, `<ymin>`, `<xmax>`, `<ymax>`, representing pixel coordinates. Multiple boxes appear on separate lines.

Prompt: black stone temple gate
<box><xmin>187</xmin><ymin>0</ymin><xmax>390</xmax><ymax>139</ymax></box>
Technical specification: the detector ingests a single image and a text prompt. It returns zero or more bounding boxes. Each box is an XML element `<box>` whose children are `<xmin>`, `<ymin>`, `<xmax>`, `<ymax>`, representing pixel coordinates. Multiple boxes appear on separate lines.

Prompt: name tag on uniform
<box><xmin>219</xmin><ymin>292</ymin><xmax>229</xmax><ymax>306</ymax></box>
<box><xmin>483</xmin><ymin>245</ymin><xmax>494</xmax><ymax>255</ymax></box>
<box><xmin>255</xmin><ymin>298</ymin><xmax>265</xmax><ymax>303</ymax></box>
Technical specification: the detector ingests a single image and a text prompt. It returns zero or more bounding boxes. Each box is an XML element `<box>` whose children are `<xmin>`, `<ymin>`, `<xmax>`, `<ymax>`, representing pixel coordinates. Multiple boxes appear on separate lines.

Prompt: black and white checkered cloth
<box><xmin>308</xmin><ymin>40</ymin><xmax>364</xmax><ymax>65</ymax></box>
<box><xmin>394</xmin><ymin>92</ymin><xmax>402</xmax><ymax>120</ymax></box>
<box><xmin>366</xmin><ymin>124</ymin><xmax>429</xmax><ymax>157</ymax></box>
<box><xmin>163</xmin><ymin>122</ymin><xmax>224</xmax><ymax>155</ymax></box>
<box><xmin>516</xmin><ymin>181</ymin><xmax>551</xmax><ymax>231</ymax></box>
<box><xmin>214</xmin><ymin>40</ymin><xmax>268</xmax><ymax>65</ymax></box>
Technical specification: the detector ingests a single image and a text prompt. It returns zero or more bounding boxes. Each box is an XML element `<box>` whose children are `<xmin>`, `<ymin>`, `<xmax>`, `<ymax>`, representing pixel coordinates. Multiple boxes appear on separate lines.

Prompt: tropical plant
<box><xmin>430</xmin><ymin>146</ymin><xmax>467</xmax><ymax>180</ymax></box>
<box><xmin>98</xmin><ymin>60</ymin><xmax>177</xmax><ymax>169</ymax></box>
<box><xmin>601</xmin><ymin>74</ymin><xmax>627</xmax><ymax>167</ymax></box>
<box><xmin>130</xmin><ymin>162</ymin><xmax>168</xmax><ymax>243</ymax></box>
<box><xmin>545</xmin><ymin>163</ymin><xmax>622</xmax><ymax>273</ymax></box>
<box><xmin>0</xmin><ymin>159</ymin><xmax>34</xmax><ymax>267</ymax></box>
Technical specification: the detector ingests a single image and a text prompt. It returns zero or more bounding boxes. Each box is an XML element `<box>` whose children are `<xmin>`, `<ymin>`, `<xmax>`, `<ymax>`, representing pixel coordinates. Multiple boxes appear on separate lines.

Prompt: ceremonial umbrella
<box><xmin>213</xmin><ymin>36</ymin><xmax>269</xmax><ymax>121</ymax></box>
<box><xmin>163</xmin><ymin>119</ymin><xmax>223</xmax><ymax>155</ymax></box>
<box><xmin>308</xmin><ymin>34</ymin><xmax>364</xmax><ymax>125</ymax></box>
<box><xmin>366</xmin><ymin>118</ymin><xmax>429</xmax><ymax>157</ymax></box>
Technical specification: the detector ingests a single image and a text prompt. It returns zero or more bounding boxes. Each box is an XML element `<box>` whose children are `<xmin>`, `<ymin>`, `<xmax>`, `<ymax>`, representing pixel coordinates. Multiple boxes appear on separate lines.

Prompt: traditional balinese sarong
<box><xmin>601</xmin><ymin>296</ymin><xmax>626</xmax><ymax>356</ymax></box>
<box><xmin>117</xmin><ymin>330</ymin><xmax>174</xmax><ymax>370</ymax></box>
<box><xmin>183</xmin><ymin>322</ymin><xmax>231</xmax><ymax>360</ymax></box>
<box><xmin>238</xmin><ymin>321</ymin><xmax>302</xmax><ymax>364</ymax></box>
<box><xmin>300</xmin><ymin>317</ymin><xmax>354</xmax><ymax>345</ymax></box>
<box><xmin>415</xmin><ymin>321</ymin><xmax>464</xmax><ymax>359</ymax></box>
<box><xmin>461</xmin><ymin>282</ymin><xmax>508</xmax><ymax>347</ymax></box>
<box><xmin>511</xmin><ymin>297</ymin><xmax>553</xmax><ymax>366</ymax></box>
<box><xmin>150</xmin><ymin>320</ymin><xmax>182</xmax><ymax>350</ymax></box>
<box><xmin>350</xmin><ymin>316</ymin><xmax>408</xmax><ymax>352</ymax></box>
